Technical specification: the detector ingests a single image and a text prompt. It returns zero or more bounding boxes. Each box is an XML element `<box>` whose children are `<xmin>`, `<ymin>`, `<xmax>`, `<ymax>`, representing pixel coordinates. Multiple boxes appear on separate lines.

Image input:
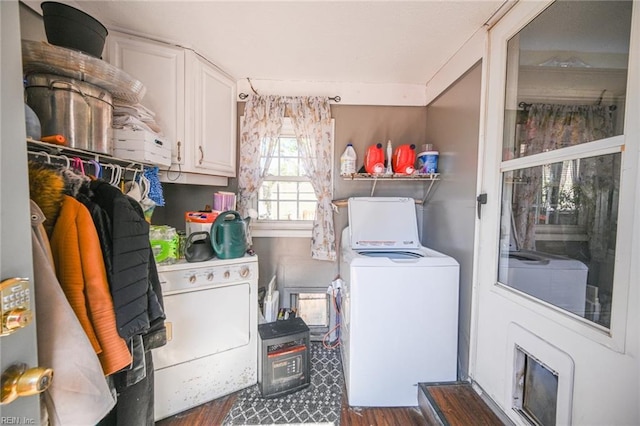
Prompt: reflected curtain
<box><xmin>514</xmin><ymin>103</ymin><xmax>614</xmax><ymax>259</ymax></box>
<box><xmin>287</xmin><ymin>96</ymin><xmax>336</xmax><ymax>261</ymax></box>
<box><xmin>238</xmin><ymin>95</ymin><xmax>285</xmax><ymax>243</ymax></box>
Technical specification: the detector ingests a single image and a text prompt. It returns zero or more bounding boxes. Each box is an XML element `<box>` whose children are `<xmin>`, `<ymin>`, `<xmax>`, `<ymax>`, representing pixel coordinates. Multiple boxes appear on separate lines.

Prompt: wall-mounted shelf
<box><xmin>340</xmin><ymin>172</ymin><xmax>440</xmax><ymax>181</ymax></box>
<box><xmin>27</xmin><ymin>138</ymin><xmax>151</xmax><ymax>170</ymax></box>
<box><xmin>340</xmin><ymin>172</ymin><xmax>440</xmax><ymax>200</ymax></box>
<box><xmin>26</xmin><ymin>139</ymin><xmax>152</xmax><ymax>182</ymax></box>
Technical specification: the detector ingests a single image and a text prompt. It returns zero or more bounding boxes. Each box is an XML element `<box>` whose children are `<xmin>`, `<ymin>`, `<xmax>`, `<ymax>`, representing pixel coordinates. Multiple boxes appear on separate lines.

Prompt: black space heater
<box><xmin>258</xmin><ymin>317</ymin><xmax>310</xmax><ymax>398</ymax></box>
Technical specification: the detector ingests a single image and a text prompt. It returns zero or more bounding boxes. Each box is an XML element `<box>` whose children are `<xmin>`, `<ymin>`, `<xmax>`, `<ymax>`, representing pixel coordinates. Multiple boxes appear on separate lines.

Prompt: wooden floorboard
<box><xmin>419</xmin><ymin>382</ymin><xmax>505</xmax><ymax>426</ymax></box>
<box><xmin>156</xmin><ymin>383</ymin><xmax>430</xmax><ymax>425</ymax></box>
<box><xmin>155</xmin><ymin>392</ymin><xmax>237</xmax><ymax>426</ymax></box>
<box><xmin>340</xmin><ymin>383</ymin><xmax>429</xmax><ymax>426</ymax></box>
<box><xmin>155</xmin><ymin>382</ymin><xmax>506</xmax><ymax>425</ymax></box>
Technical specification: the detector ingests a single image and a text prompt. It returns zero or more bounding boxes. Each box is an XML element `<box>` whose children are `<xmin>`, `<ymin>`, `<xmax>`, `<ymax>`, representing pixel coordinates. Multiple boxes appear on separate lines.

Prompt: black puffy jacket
<box><xmin>88</xmin><ymin>180</ymin><xmax>166</xmax><ymax>343</ymax></box>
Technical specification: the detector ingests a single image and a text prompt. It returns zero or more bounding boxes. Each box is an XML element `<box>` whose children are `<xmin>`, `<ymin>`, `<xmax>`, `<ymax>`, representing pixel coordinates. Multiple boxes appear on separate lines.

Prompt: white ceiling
<box><xmin>35</xmin><ymin>0</ymin><xmax>507</xmax><ymax>86</ymax></box>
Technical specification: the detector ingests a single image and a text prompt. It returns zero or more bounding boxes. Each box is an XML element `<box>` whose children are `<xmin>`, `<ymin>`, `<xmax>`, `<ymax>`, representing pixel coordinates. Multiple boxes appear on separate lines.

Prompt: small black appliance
<box><xmin>258</xmin><ymin>317</ymin><xmax>310</xmax><ymax>398</ymax></box>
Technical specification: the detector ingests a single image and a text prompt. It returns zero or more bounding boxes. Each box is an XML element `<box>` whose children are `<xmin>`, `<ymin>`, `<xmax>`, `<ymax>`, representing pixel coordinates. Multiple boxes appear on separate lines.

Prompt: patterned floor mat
<box><xmin>223</xmin><ymin>342</ymin><xmax>343</xmax><ymax>425</ymax></box>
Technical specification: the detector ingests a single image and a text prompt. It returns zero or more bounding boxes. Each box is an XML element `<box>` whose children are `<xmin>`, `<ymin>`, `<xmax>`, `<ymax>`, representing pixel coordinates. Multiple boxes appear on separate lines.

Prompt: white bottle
<box><xmin>385</xmin><ymin>140</ymin><xmax>393</xmax><ymax>175</ymax></box>
<box><xmin>340</xmin><ymin>143</ymin><xmax>357</xmax><ymax>175</ymax></box>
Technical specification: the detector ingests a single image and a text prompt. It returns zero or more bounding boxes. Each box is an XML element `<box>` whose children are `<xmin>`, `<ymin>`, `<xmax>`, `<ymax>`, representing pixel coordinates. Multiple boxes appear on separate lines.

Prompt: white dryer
<box><xmin>339</xmin><ymin>197</ymin><xmax>459</xmax><ymax>407</ymax></box>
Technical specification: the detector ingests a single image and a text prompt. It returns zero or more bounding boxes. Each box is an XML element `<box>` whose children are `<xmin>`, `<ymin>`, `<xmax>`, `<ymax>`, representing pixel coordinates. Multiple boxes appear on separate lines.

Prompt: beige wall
<box><xmin>19</xmin><ymin>3</ymin><xmax>46</xmax><ymax>42</ymax></box>
<box><xmin>157</xmin><ymin>104</ymin><xmax>430</xmax><ymax>292</ymax></box>
<box><xmin>424</xmin><ymin>62</ymin><xmax>482</xmax><ymax>380</ymax></box>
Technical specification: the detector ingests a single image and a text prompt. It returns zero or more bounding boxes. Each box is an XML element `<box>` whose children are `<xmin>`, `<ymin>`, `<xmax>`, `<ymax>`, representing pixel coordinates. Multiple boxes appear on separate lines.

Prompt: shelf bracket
<box><xmin>370</xmin><ymin>178</ymin><xmax>378</xmax><ymax>196</ymax></box>
<box><xmin>421</xmin><ymin>178</ymin><xmax>438</xmax><ymax>205</ymax></box>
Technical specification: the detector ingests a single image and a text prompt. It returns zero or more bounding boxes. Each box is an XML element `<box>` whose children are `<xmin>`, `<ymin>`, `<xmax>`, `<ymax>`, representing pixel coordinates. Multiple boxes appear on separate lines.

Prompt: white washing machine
<box><xmin>497</xmin><ymin>214</ymin><xmax>588</xmax><ymax>317</ymax></box>
<box><xmin>498</xmin><ymin>250</ymin><xmax>588</xmax><ymax>316</ymax></box>
<box><xmin>339</xmin><ymin>197</ymin><xmax>459</xmax><ymax>407</ymax></box>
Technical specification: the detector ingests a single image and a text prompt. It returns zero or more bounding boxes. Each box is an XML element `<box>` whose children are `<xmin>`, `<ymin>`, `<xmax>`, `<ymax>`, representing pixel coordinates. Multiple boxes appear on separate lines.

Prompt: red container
<box><xmin>392</xmin><ymin>144</ymin><xmax>416</xmax><ymax>174</ymax></box>
<box><xmin>364</xmin><ymin>143</ymin><xmax>385</xmax><ymax>174</ymax></box>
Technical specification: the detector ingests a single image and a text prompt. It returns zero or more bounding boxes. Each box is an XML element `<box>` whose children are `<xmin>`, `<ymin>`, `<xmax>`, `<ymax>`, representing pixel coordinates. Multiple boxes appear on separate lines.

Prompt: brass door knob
<box><xmin>1</xmin><ymin>363</ymin><xmax>53</xmax><ymax>405</ymax></box>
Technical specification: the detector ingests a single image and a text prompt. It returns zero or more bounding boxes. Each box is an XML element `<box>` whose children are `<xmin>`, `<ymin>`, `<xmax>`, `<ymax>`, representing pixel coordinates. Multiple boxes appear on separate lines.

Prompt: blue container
<box><xmin>417</xmin><ymin>151</ymin><xmax>439</xmax><ymax>174</ymax></box>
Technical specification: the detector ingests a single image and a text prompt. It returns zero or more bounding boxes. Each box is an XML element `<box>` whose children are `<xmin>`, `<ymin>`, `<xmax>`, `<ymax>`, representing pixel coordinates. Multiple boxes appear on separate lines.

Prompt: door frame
<box><xmin>0</xmin><ymin>0</ymin><xmax>41</xmax><ymax>420</ymax></box>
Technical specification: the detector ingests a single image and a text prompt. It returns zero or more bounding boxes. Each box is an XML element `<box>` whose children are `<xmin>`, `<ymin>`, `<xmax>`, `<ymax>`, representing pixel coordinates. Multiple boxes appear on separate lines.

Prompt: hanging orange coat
<box><xmin>50</xmin><ymin>195</ymin><xmax>132</xmax><ymax>375</ymax></box>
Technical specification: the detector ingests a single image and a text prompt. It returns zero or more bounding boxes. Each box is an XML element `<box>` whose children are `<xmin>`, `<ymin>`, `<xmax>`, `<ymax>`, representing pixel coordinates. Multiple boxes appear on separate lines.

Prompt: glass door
<box><xmin>472</xmin><ymin>1</ymin><xmax>639</xmax><ymax>425</ymax></box>
<box><xmin>498</xmin><ymin>1</ymin><xmax>632</xmax><ymax>329</ymax></box>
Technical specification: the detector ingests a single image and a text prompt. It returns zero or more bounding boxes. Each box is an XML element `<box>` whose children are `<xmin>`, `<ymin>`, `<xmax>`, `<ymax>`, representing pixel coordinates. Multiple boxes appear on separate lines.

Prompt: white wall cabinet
<box><xmin>186</xmin><ymin>51</ymin><xmax>236</xmax><ymax>177</ymax></box>
<box><xmin>106</xmin><ymin>32</ymin><xmax>235</xmax><ymax>185</ymax></box>
<box><xmin>106</xmin><ymin>32</ymin><xmax>185</xmax><ymax>166</ymax></box>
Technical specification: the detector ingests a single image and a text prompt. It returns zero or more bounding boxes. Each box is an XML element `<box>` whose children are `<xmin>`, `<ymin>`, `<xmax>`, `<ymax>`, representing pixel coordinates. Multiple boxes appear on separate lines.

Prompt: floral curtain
<box><xmin>287</xmin><ymin>96</ymin><xmax>336</xmax><ymax>261</ymax></box>
<box><xmin>237</xmin><ymin>95</ymin><xmax>285</xmax><ymax>241</ymax></box>
<box><xmin>238</xmin><ymin>95</ymin><xmax>336</xmax><ymax>260</ymax></box>
<box><xmin>514</xmin><ymin>103</ymin><xmax>615</xmax><ymax>258</ymax></box>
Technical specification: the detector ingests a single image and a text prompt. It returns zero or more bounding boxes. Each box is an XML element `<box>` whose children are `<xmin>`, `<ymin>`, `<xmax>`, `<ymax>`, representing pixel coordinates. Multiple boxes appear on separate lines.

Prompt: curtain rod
<box><xmin>518</xmin><ymin>101</ymin><xmax>617</xmax><ymax>111</ymax></box>
<box><xmin>238</xmin><ymin>93</ymin><xmax>341</xmax><ymax>103</ymax></box>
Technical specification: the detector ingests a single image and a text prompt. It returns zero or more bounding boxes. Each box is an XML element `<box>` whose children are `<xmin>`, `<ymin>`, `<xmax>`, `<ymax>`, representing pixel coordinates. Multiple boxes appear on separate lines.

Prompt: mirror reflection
<box><xmin>498</xmin><ymin>1</ymin><xmax>632</xmax><ymax>328</ymax></box>
<box><xmin>500</xmin><ymin>153</ymin><xmax>620</xmax><ymax>327</ymax></box>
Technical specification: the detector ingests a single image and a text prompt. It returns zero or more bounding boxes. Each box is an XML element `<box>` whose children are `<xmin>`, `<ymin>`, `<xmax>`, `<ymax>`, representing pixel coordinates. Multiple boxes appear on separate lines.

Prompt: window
<box><xmin>497</xmin><ymin>0</ymin><xmax>632</xmax><ymax>330</ymax></box>
<box><xmin>251</xmin><ymin>118</ymin><xmax>334</xmax><ymax>237</ymax></box>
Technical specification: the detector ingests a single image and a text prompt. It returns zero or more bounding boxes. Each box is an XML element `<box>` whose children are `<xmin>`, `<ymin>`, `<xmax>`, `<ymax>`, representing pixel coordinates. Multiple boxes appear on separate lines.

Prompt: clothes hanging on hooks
<box><xmin>27</xmin><ymin>157</ymin><xmax>167</xmax><ymax>426</ymax></box>
<box><xmin>90</xmin><ymin>178</ymin><xmax>166</xmax><ymax>426</ymax></box>
<box><xmin>143</xmin><ymin>166</ymin><xmax>164</xmax><ymax>206</ymax></box>
<box><xmin>28</xmin><ymin>162</ymin><xmax>132</xmax><ymax>375</ymax></box>
<box><xmin>30</xmin><ymin>200</ymin><xmax>116</xmax><ymax>425</ymax></box>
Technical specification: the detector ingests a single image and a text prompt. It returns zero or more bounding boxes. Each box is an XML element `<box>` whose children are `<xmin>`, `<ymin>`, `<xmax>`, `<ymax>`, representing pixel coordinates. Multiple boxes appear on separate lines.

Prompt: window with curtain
<box><xmin>238</xmin><ymin>95</ymin><xmax>337</xmax><ymax>260</ymax></box>
<box><xmin>254</xmin><ymin>117</ymin><xmax>334</xmax><ymax>227</ymax></box>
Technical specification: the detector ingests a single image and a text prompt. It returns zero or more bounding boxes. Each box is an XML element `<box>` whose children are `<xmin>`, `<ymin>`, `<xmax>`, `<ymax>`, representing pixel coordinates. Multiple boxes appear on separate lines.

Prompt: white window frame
<box><xmin>477</xmin><ymin>0</ymin><xmax>638</xmax><ymax>351</ymax></box>
<box><xmin>250</xmin><ymin>117</ymin><xmax>335</xmax><ymax>238</ymax></box>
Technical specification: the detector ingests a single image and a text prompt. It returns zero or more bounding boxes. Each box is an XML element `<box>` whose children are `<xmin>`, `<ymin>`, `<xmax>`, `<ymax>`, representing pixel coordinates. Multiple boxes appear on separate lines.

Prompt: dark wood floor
<box><xmin>156</xmin><ymin>384</ymin><xmax>429</xmax><ymax>426</ymax></box>
<box><xmin>419</xmin><ymin>382</ymin><xmax>505</xmax><ymax>426</ymax></box>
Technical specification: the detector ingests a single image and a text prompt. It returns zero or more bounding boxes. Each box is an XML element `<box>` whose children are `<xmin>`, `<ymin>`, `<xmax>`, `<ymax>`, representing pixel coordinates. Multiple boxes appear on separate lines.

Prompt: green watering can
<box><xmin>211</xmin><ymin>210</ymin><xmax>249</xmax><ymax>259</ymax></box>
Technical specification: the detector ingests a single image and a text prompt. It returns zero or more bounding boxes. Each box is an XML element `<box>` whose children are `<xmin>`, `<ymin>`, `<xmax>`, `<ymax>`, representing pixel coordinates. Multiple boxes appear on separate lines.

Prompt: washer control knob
<box><xmin>189</xmin><ymin>275</ymin><xmax>197</xmax><ymax>284</ymax></box>
<box><xmin>224</xmin><ymin>270</ymin><xmax>230</xmax><ymax>279</ymax></box>
<box><xmin>240</xmin><ymin>267</ymin><xmax>250</xmax><ymax>278</ymax></box>
<box><xmin>207</xmin><ymin>273</ymin><xmax>214</xmax><ymax>281</ymax></box>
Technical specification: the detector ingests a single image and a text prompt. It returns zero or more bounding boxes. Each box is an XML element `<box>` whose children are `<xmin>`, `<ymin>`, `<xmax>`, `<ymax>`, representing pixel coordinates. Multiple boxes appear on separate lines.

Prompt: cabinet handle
<box><xmin>177</xmin><ymin>141</ymin><xmax>182</xmax><ymax>163</ymax></box>
<box><xmin>199</xmin><ymin>146</ymin><xmax>204</xmax><ymax>165</ymax></box>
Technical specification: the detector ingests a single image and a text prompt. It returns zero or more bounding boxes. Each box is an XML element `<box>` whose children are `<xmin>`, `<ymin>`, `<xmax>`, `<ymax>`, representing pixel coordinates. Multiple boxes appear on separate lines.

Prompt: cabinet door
<box><xmin>106</xmin><ymin>32</ymin><xmax>185</xmax><ymax>166</ymax></box>
<box><xmin>188</xmin><ymin>52</ymin><xmax>236</xmax><ymax>177</ymax></box>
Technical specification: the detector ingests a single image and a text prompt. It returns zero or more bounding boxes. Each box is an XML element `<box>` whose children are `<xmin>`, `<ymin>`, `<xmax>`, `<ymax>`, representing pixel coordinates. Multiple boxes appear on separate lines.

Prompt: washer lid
<box><xmin>348</xmin><ymin>197</ymin><xmax>420</xmax><ymax>250</ymax></box>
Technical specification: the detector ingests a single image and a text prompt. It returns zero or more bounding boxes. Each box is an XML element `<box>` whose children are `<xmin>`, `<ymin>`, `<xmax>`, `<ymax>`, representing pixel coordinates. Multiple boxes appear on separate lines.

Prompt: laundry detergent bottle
<box><xmin>392</xmin><ymin>144</ymin><xmax>416</xmax><ymax>175</ymax></box>
<box><xmin>340</xmin><ymin>143</ymin><xmax>357</xmax><ymax>175</ymax></box>
<box><xmin>364</xmin><ymin>143</ymin><xmax>385</xmax><ymax>174</ymax></box>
